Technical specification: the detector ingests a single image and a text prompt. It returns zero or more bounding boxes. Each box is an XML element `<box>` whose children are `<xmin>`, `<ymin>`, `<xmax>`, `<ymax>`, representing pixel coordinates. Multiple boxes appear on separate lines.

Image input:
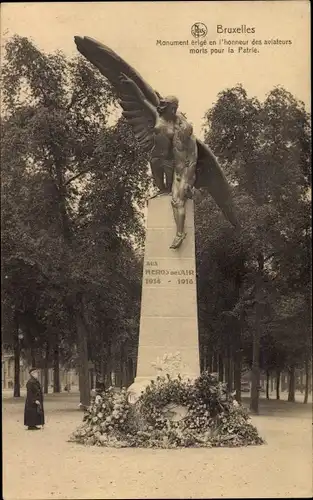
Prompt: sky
<box><xmin>1</xmin><ymin>1</ymin><xmax>310</xmax><ymax>138</ymax></box>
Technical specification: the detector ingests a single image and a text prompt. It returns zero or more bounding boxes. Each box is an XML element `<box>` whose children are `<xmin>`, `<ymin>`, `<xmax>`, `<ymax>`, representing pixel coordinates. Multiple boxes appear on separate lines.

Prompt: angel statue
<box><xmin>74</xmin><ymin>37</ymin><xmax>238</xmax><ymax>249</ymax></box>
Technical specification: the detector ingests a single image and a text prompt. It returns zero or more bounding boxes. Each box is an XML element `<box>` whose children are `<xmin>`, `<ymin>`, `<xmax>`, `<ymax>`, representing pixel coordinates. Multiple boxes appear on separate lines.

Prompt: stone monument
<box><xmin>74</xmin><ymin>36</ymin><xmax>237</xmax><ymax>402</ymax></box>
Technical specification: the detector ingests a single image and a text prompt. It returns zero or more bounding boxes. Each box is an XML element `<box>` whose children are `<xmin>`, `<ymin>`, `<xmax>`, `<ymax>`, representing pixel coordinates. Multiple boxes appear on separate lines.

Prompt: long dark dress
<box><xmin>24</xmin><ymin>376</ymin><xmax>45</xmax><ymax>427</ymax></box>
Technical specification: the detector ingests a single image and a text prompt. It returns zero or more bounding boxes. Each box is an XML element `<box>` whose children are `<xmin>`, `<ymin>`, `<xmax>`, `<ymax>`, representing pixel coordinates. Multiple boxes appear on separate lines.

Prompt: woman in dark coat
<box><xmin>24</xmin><ymin>368</ymin><xmax>45</xmax><ymax>430</ymax></box>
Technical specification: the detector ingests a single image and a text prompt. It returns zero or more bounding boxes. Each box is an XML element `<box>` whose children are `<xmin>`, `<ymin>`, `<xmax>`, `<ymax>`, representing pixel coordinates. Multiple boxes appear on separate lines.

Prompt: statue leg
<box><xmin>150</xmin><ymin>158</ymin><xmax>166</xmax><ymax>193</ymax></box>
<box><xmin>170</xmin><ymin>173</ymin><xmax>187</xmax><ymax>249</ymax></box>
<box><xmin>164</xmin><ymin>161</ymin><xmax>174</xmax><ymax>193</ymax></box>
<box><xmin>170</xmin><ymin>158</ymin><xmax>197</xmax><ymax>249</ymax></box>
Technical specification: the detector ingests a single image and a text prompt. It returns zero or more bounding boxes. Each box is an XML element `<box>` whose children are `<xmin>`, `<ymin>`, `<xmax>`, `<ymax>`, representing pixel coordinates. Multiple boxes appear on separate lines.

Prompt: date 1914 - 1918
<box><xmin>144</xmin><ymin>261</ymin><xmax>195</xmax><ymax>285</ymax></box>
<box><xmin>145</xmin><ymin>278</ymin><xmax>194</xmax><ymax>286</ymax></box>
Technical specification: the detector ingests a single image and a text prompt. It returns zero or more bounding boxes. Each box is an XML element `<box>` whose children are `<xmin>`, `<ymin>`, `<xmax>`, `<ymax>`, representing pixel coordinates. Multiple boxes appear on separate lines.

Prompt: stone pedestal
<box><xmin>128</xmin><ymin>195</ymin><xmax>200</xmax><ymax>402</ymax></box>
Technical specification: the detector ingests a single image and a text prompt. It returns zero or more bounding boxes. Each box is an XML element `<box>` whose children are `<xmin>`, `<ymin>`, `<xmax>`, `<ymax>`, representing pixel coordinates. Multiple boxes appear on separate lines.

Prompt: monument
<box><xmin>74</xmin><ymin>36</ymin><xmax>238</xmax><ymax>400</ymax></box>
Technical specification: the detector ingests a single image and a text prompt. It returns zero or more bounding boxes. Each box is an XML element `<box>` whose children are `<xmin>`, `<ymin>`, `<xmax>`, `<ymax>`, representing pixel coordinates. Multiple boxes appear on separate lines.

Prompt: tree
<box><xmin>1</xmin><ymin>35</ymin><xmax>151</xmax><ymax>403</ymax></box>
<box><xmin>198</xmin><ymin>85</ymin><xmax>311</xmax><ymax>412</ymax></box>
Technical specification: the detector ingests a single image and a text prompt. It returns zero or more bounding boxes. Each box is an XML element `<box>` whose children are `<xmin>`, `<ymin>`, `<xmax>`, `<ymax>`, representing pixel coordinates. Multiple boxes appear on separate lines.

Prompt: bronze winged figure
<box><xmin>74</xmin><ymin>37</ymin><xmax>238</xmax><ymax>249</ymax></box>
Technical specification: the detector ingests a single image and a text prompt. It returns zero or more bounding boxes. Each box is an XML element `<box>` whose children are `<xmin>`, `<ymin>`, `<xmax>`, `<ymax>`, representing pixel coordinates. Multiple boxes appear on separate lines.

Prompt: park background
<box><xmin>1</xmin><ymin>2</ymin><xmax>312</xmax><ymax>498</ymax></box>
<box><xmin>1</xmin><ymin>0</ymin><xmax>311</xmax><ymax>407</ymax></box>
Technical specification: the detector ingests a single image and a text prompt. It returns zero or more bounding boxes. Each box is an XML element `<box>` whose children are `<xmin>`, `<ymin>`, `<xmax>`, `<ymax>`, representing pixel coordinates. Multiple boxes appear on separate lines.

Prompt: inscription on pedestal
<box><xmin>144</xmin><ymin>260</ymin><xmax>195</xmax><ymax>286</ymax></box>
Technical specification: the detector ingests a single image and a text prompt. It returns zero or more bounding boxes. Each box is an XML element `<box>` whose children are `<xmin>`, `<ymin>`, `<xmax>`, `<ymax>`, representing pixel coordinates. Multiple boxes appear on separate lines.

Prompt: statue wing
<box><xmin>195</xmin><ymin>140</ymin><xmax>238</xmax><ymax>227</ymax></box>
<box><xmin>75</xmin><ymin>37</ymin><xmax>238</xmax><ymax>227</ymax></box>
<box><xmin>74</xmin><ymin>36</ymin><xmax>160</xmax><ymax>152</ymax></box>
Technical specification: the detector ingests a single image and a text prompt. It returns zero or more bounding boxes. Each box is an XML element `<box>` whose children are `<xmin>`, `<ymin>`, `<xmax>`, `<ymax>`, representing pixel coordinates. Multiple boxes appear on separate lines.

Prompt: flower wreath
<box><xmin>137</xmin><ymin>375</ymin><xmax>205</xmax><ymax>431</ymax></box>
<box><xmin>70</xmin><ymin>372</ymin><xmax>265</xmax><ymax>449</ymax></box>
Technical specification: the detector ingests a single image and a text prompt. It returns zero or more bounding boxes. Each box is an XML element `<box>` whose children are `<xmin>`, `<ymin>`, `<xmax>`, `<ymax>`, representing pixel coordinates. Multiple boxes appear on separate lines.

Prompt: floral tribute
<box><xmin>69</xmin><ymin>372</ymin><xmax>265</xmax><ymax>449</ymax></box>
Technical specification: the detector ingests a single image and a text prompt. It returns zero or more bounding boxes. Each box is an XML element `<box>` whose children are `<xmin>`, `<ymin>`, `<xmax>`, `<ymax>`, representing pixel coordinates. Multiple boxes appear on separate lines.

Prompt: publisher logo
<box><xmin>191</xmin><ymin>22</ymin><xmax>208</xmax><ymax>38</ymax></box>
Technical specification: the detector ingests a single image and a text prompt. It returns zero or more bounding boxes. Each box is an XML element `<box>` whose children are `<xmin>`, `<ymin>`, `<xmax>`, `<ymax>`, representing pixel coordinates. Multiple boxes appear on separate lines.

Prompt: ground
<box><xmin>3</xmin><ymin>390</ymin><xmax>312</xmax><ymax>499</ymax></box>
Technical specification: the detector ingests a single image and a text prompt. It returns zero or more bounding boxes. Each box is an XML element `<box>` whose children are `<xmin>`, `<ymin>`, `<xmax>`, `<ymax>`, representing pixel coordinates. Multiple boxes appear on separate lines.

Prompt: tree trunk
<box><xmin>88</xmin><ymin>369</ymin><xmax>93</xmax><ymax>390</ymax></box>
<box><xmin>30</xmin><ymin>347</ymin><xmax>36</xmax><ymax>368</ymax></box>
<box><xmin>53</xmin><ymin>343</ymin><xmax>61</xmax><ymax>393</ymax></box>
<box><xmin>114</xmin><ymin>354</ymin><xmax>122</xmax><ymax>388</ymax></box>
<box><xmin>234</xmin><ymin>349</ymin><xmax>242</xmax><ymax>403</ymax></box>
<box><xmin>288</xmin><ymin>366</ymin><xmax>296</xmax><ymax>402</ymax></box>
<box><xmin>44</xmin><ymin>342</ymin><xmax>49</xmax><ymax>394</ymax></box>
<box><xmin>218</xmin><ymin>355</ymin><xmax>224</xmax><ymax>382</ymax></box>
<box><xmin>304</xmin><ymin>359</ymin><xmax>310</xmax><ymax>404</ymax></box>
<box><xmin>105</xmin><ymin>367</ymin><xmax>112</xmax><ymax>387</ymax></box>
<box><xmin>224</xmin><ymin>355</ymin><xmax>229</xmax><ymax>388</ymax></box>
<box><xmin>212</xmin><ymin>352</ymin><xmax>218</xmax><ymax>372</ymax></box>
<box><xmin>250</xmin><ymin>254</ymin><xmax>264</xmax><ymax>414</ymax></box>
<box><xmin>224</xmin><ymin>340</ymin><xmax>233</xmax><ymax>392</ymax></box>
<box><xmin>127</xmin><ymin>357</ymin><xmax>134</xmax><ymax>386</ymax></box>
<box><xmin>299</xmin><ymin>369</ymin><xmax>304</xmax><ymax>393</ymax></box>
<box><xmin>226</xmin><ymin>356</ymin><xmax>233</xmax><ymax>392</ymax></box>
<box><xmin>120</xmin><ymin>346</ymin><xmax>128</xmax><ymax>387</ymax></box>
<box><xmin>13</xmin><ymin>318</ymin><xmax>20</xmax><ymax>398</ymax></box>
<box><xmin>266</xmin><ymin>370</ymin><xmax>270</xmax><ymax>399</ymax></box>
<box><xmin>276</xmin><ymin>370</ymin><xmax>281</xmax><ymax>400</ymax></box>
<box><xmin>207</xmin><ymin>351</ymin><xmax>213</xmax><ymax>373</ymax></box>
<box><xmin>99</xmin><ymin>355</ymin><xmax>106</xmax><ymax>385</ymax></box>
<box><xmin>76</xmin><ymin>299</ymin><xmax>90</xmax><ymax>407</ymax></box>
<box><xmin>250</xmin><ymin>321</ymin><xmax>261</xmax><ymax>413</ymax></box>
<box><xmin>200</xmin><ymin>345</ymin><xmax>205</xmax><ymax>372</ymax></box>
<box><xmin>105</xmin><ymin>342</ymin><xmax>112</xmax><ymax>388</ymax></box>
<box><xmin>203</xmin><ymin>347</ymin><xmax>209</xmax><ymax>372</ymax></box>
<box><xmin>281</xmin><ymin>372</ymin><xmax>286</xmax><ymax>392</ymax></box>
<box><xmin>122</xmin><ymin>360</ymin><xmax>128</xmax><ymax>388</ymax></box>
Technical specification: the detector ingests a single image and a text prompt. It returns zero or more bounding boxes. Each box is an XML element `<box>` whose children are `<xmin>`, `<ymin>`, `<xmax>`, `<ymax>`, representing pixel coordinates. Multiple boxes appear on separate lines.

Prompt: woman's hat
<box><xmin>29</xmin><ymin>367</ymin><xmax>38</xmax><ymax>374</ymax></box>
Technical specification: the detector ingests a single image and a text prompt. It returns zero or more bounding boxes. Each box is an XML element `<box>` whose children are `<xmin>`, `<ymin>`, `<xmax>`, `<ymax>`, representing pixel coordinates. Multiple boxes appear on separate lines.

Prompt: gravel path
<box><xmin>3</xmin><ymin>392</ymin><xmax>312</xmax><ymax>499</ymax></box>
